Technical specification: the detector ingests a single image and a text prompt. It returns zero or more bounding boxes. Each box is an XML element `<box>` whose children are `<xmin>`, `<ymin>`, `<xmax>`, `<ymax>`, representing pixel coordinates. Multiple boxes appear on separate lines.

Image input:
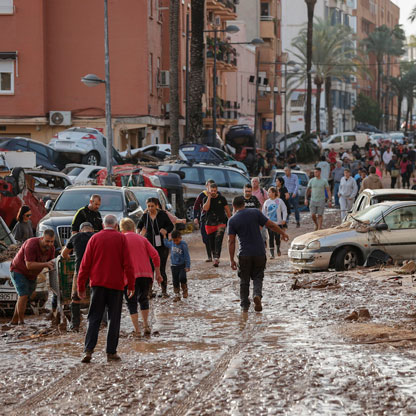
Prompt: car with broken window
<box><xmin>289</xmin><ymin>201</ymin><xmax>416</xmax><ymax>272</ymax></box>
<box><xmin>24</xmin><ymin>168</ymin><xmax>72</xmax><ymax>201</ymax></box>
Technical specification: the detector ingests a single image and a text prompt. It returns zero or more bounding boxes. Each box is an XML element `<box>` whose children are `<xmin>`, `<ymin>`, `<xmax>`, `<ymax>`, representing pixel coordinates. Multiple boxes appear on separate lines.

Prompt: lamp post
<box><xmin>81</xmin><ymin>0</ymin><xmax>113</xmax><ymax>185</ymax></box>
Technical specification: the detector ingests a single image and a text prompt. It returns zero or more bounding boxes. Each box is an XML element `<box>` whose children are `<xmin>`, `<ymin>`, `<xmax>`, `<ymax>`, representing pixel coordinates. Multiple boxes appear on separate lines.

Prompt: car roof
<box><xmin>65</xmin><ymin>185</ymin><xmax>125</xmax><ymax>191</ymax></box>
<box><xmin>129</xmin><ymin>186</ymin><xmax>161</xmax><ymax>192</ymax></box>
<box><xmin>24</xmin><ymin>168</ymin><xmax>70</xmax><ymax>177</ymax></box>
<box><xmin>0</xmin><ymin>136</ymin><xmax>53</xmax><ymax>147</ymax></box>
<box><xmin>361</xmin><ymin>188</ymin><xmax>416</xmax><ymax>197</ymax></box>
<box><xmin>166</xmin><ymin>162</ymin><xmax>247</xmax><ymax>174</ymax></box>
<box><xmin>370</xmin><ymin>200</ymin><xmax>416</xmax><ymax>208</ymax></box>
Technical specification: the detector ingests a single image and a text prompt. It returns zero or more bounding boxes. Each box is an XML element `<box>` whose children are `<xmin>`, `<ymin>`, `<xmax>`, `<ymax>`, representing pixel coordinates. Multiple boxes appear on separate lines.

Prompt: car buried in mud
<box><xmin>289</xmin><ymin>201</ymin><xmax>416</xmax><ymax>271</ymax></box>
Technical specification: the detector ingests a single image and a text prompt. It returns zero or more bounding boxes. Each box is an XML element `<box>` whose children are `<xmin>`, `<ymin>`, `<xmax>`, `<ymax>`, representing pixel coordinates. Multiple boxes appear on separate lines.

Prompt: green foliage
<box><xmin>352</xmin><ymin>93</ymin><xmax>382</xmax><ymax>127</ymax></box>
<box><xmin>297</xmin><ymin>134</ymin><xmax>319</xmax><ymax>163</ymax></box>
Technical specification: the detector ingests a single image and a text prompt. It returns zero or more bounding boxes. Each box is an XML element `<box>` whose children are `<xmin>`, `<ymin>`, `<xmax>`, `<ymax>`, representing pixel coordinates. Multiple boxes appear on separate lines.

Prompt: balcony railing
<box><xmin>206</xmin><ymin>38</ymin><xmax>237</xmax><ymax>66</ymax></box>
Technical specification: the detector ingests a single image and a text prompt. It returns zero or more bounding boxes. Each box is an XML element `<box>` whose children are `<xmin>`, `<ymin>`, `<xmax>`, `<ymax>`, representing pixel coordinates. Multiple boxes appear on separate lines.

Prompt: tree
<box><xmin>169</xmin><ymin>0</ymin><xmax>180</xmax><ymax>157</ymax></box>
<box><xmin>188</xmin><ymin>0</ymin><xmax>205</xmax><ymax>143</ymax></box>
<box><xmin>410</xmin><ymin>5</ymin><xmax>416</xmax><ymax>22</ymax></box>
<box><xmin>352</xmin><ymin>93</ymin><xmax>382</xmax><ymax>128</ymax></box>
<box><xmin>304</xmin><ymin>0</ymin><xmax>317</xmax><ymax>136</ymax></box>
<box><xmin>288</xmin><ymin>18</ymin><xmax>360</xmax><ymax>134</ymax></box>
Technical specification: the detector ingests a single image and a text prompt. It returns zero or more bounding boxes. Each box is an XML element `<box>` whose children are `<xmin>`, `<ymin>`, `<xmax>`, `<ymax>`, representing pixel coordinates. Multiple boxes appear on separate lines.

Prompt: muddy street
<box><xmin>2</xmin><ymin>211</ymin><xmax>416</xmax><ymax>415</ymax></box>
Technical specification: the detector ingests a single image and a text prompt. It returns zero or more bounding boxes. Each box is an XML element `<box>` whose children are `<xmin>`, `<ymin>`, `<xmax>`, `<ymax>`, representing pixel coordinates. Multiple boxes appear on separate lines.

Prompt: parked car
<box><xmin>62</xmin><ymin>163</ymin><xmax>104</xmax><ymax>185</ymax></box>
<box><xmin>159</xmin><ymin>162</ymin><xmax>250</xmax><ymax>220</ymax></box>
<box><xmin>225</xmin><ymin>124</ymin><xmax>254</xmax><ymax>155</ymax></box>
<box><xmin>354</xmin><ymin>123</ymin><xmax>382</xmax><ymax>134</ymax></box>
<box><xmin>37</xmin><ymin>186</ymin><xmax>143</xmax><ymax>246</ymax></box>
<box><xmin>289</xmin><ymin>201</ymin><xmax>416</xmax><ymax>271</ymax></box>
<box><xmin>346</xmin><ymin>188</ymin><xmax>416</xmax><ymax>220</ymax></box>
<box><xmin>0</xmin><ymin>167</ymin><xmax>47</xmax><ymax>229</ymax></box>
<box><xmin>261</xmin><ymin>169</ymin><xmax>309</xmax><ymax>204</ymax></box>
<box><xmin>24</xmin><ymin>168</ymin><xmax>72</xmax><ymax>201</ymax></box>
<box><xmin>120</xmin><ymin>144</ymin><xmax>187</xmax><ymax>161</ymax></box>
<box><xmin>387</xmin><ymin>131</ymin><xmax>406</xmax><ymax>144</ymax></box>
<box><xmin>179</xmin><ymin>144</ymin><xmax>223</xmax><ymax>164</ymax></box>
<box><xmin>208</xmin><ymin>147</ymin><xmax>249</xmax><ymax>174</ymax></box>
<box><xmin>130</xmin><ymin>186</ymin><xmax>174</xmax><ymax>213</ymax></box>
<box><xmin>321</xmin><ymin>132</ymin><xmax>369</xmax><ymax>152</ymax></box>
<box><xmin>0</xmin><ymin>137</ymin><xmax>65</xmax><ymax>171</ymax></box>
<box><xmin>49</xmin><ymin>127</ymin><xmax>124</xmax><ymax>166</ymax></box>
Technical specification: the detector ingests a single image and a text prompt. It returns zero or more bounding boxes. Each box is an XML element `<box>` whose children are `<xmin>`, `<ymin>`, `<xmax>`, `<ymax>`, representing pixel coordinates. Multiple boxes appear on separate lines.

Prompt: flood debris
<box><xmin>291</xmin><ymin>276</ymin><xmax>340</xmax><ymax>290</ymax></box>
<box><xmin>395</xmin><ymin>260</ymin><xmax>416</xmax><ymax>275</ymax></box>
<box><xmin>345</xmin><ymin>308</ymin><xmax>371</xmax><ymax>321</ymax></box>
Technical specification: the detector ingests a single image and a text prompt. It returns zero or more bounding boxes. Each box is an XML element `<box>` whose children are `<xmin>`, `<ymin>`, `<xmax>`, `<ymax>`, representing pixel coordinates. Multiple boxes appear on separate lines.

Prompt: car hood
<box><xmin>292</xmin><ymin>223</ymin><xmax>355</xmax><ymax>246</ymax></box>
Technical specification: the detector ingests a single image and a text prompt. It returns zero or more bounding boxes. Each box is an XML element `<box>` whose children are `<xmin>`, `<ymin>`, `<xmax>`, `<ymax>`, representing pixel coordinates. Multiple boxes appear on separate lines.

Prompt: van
<box><xmin>321</xmin><ymin>132</ymin><xmax>369</xmax><ymax>152</ymax></box>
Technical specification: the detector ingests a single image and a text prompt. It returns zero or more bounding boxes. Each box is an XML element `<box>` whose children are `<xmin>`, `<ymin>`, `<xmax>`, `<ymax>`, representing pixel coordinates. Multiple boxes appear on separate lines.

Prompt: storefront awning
<box><xmin>0</xmin><ymin>52</ymin><xmax>17</xmax><ymax>60</ymax></box>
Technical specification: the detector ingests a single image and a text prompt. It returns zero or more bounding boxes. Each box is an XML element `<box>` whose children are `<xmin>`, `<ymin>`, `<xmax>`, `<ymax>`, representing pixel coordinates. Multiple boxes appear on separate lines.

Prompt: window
<box><xmin>261</xmin><ymin>2</ymin><xmax>270</xmax><ymax>16</ymax></box>
<box><xmin>0</xmin><ymin>60</ymin><xmax>14</xmax><ymax>94</ymax></box>
<box><xmin>28</xmin><ymin>142</ymin><xmax>49</xmax><ymax>158</ymax></box>
<box><xmin>228</xmin><ymin>171</ymin><xmax>249</xmax><ymax>188</ymax></box>
<box><xmin>149</xmin><ymin>53</ymin><xmax>153</xmax><ymax>94</ymax></box>
<box><xmin>331</xmin><ymin>136</ymin><xmax>342</xmax><ymax>144</ymax></box>
<box><xmin>344</xmin><ymin>135</ymin><xmax>356</xmax><ymax>143</ymax></box>
<box><xmin>180</xmin><ymin>167</ymin><xmax>199</xmax><ymax>183</ymax></box>
<box><xmin>0</xmin><ymin>0</ymin><xmax>13</xmax><ymax>14</ymax></box>
<box><xmin>384</xmin><ymin>207</ymin><xmax>416</xmax><ymax>230</ymax></box>
<box><xmin>148</xmin><ymin>0</ymin><xmax>153</xmax><ymax>17</ymax></box>
<box><xmin>203</xmin><ymin>168</ymin><xmax>227</xmax><ymax>187</ymax></box>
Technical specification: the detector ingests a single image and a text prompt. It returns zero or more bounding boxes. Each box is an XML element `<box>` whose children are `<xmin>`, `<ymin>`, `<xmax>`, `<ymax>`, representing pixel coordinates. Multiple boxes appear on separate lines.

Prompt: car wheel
<box><xmin>185</xmin><ymin>200</ymin><xmax>196</xmax><ymax>222</ymax></box>
<box><xmin>11</xmin><ymin>167</ymin><xmax>26</xmax><ymax>194</ymax></box>
<box><xmin>334</xmin><ymin>247</ymin><xmax>359</xmax><ymax>271</ymax></box>
<box><xmin>82</xmin><ymin>152</ymin><xmax>100</xmax><ymax>166</ymax></box>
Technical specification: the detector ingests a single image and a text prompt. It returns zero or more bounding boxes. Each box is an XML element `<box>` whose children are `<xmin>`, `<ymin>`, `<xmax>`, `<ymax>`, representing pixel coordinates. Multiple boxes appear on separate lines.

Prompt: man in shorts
<box><xmin>305</xmin><ymin>167</ymin><xmax>332</xmax><ymax>231</ymax></box>
<box><xmin>62</xmin><ymin>222</ymin><xmax>95</xmax><ymax>331</ymax></box>
<box><xmin>9</xmin><ymin>230</ymin><xmax>55</xmax><ymax>325</ymax></box>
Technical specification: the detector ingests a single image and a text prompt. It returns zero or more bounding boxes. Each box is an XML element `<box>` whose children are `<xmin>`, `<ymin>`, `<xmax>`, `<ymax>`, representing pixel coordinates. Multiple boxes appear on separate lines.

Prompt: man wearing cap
<box><xmin>62</xmin><ymin>222</ymin><xmax>95</xmax><ymax>332</ymax></box>
<box><xmin>338</xmin><ymin>169</ymin><xmax>358</xmax><ymax>220</ymax></box>
<box><xmin>72</xmin><ymin>194</ymin><xmax>103</xmax><ymax>233</ymax></box>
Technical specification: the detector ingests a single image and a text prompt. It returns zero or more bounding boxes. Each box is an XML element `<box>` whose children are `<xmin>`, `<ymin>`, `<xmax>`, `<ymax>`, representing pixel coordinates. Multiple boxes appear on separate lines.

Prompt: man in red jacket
<box><xmin>77</xmin><ymin>214</ymin><xmax>135</xmax><ymax>363</ymax></box>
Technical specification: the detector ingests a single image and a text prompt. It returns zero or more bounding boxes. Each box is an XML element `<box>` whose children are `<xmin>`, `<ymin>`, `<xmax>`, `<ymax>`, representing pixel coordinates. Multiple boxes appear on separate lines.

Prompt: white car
<box><xmin>62</xmin><ymin>163</ymin><xmax>104</xmax><ymax>185</ymax></box>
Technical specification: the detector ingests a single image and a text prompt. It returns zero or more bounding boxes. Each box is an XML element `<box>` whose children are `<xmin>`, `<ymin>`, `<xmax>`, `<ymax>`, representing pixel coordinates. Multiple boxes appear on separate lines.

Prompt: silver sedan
<box><xmin>289</xmin><ymin>201</ymin><xmax>416</xmax><ymax>271</ymax></box>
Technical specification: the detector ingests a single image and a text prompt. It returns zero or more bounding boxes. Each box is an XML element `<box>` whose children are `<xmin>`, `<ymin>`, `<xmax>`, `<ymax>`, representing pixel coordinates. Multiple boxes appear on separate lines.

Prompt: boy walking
<box><xmin>162</xmin><ymin>230</ymin><xmax>191</xmax><ymax>301</ymax></box>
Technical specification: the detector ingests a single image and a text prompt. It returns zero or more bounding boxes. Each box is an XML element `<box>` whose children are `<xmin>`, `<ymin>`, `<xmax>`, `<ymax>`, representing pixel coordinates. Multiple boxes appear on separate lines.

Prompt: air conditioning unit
<box><xmin>49</xmin><ymin>111</ymin><xmax>72</xmax><ymax>126</ymax></box>
<box><xmin>159</xmin><ymin>70</ymin><xmax>170</xmax><ymax>87</ymax></box>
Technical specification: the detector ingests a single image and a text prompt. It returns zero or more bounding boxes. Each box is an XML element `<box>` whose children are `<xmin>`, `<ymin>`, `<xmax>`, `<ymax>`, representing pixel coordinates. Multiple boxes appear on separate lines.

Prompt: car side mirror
<box><xmin>375</xmin><ymin>223</ymin><xmax>388</xmax><ymax>231</ymax></box>
<box><xmin>128</xmin><ymin>200</ymin><xmax>138</xmax><ymax>212</ymax></box>
<box><xmin>45</xmin><ymin>199</ymin><xmax>53</xmax><ymax>212</ymax></box>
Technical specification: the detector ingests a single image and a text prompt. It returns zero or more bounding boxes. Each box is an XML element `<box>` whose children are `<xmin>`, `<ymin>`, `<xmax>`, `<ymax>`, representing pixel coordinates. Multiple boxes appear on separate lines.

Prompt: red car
<box><xmin>0</xmin><ymin>168</ymin><xmax>47</xmax><ymax>229</ymax></box>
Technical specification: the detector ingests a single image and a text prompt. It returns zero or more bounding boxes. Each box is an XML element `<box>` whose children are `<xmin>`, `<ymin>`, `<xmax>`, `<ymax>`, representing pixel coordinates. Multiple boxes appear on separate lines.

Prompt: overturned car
<box><xmin>289</xmin><ymin>201</ymin><xmax>416</xmax><ymax>271</ymax></box>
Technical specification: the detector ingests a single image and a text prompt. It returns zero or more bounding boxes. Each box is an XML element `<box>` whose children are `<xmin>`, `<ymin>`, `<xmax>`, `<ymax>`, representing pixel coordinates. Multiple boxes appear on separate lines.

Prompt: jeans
<box><xmin>200</xmin><ymin>218</ymin><xmax>212</xmax><ymax>259</ymax></box>
<box><xmin>207</xmin><ymin>227</ymin><xmax>225</xmax><ymax>259</ymax></box>
<box><xmin>334</xmin><ymin>182</ymin><xmax>340</xmax><ymax>206</ymax></box>
<box><xmin>238</xmin><ymin>255</ymin><xmax>267</xmax><ymax>309</ymax></box>
<box><xmin>124</xmin><ymin>278</ymin><xmax>152</xmax><ymax>315</ymax></box>
<box><xmin>171</xmin><ymin>264</ymin><xmax>187</xmax><ymax>289</ymax></box>
<box><xmin>155</xmin><ymin>246</ymin><xmax>169</xmax><ymax>291</ymax></box>
<box><xmin>288</xmin><ymin>195</ymin><xmax>300</xmax><ymax>223</ymax></box>
<box><xmin>268</xmin><ymin>229</ymin><xmax>281</xmax><ymax>254</ymax></box>
<box><xmin>402</xmin><ymin>172</ymin><xmax>410</xmax><ymax>188</ymax></box>
<box><xmin>84</xmin><ymin>286</ymin><xmax>123</xmax><ymax>354</ymax></box>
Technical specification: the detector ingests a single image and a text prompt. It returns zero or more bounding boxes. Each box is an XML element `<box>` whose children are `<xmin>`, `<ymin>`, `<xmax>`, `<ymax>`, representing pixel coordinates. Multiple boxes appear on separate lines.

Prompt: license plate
<box><xmin>0</xmin><ymin>292</ymin><xmax>18</xmax><ymax>301</ymax></box>
<box><xmin>290</xmin><ymin>251</ymin><xmax>302</xmax><ymax>259</ymax></box>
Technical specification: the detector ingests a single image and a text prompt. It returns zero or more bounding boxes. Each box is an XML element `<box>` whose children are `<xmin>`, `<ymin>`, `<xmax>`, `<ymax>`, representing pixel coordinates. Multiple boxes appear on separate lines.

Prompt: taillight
<box><xmin>199</xmin><ymin>146</ymin><xmax>209</xmax><ymax>152</ymax></box>
<box><xmin>82</xmin><ymin>134</ymin><xmax>97</xmax><ymax>139</ymax></box>
<box><xmin>53</xmin><ymin>134</ymin><xmax>58</xmax><ymax>138</ymax></box>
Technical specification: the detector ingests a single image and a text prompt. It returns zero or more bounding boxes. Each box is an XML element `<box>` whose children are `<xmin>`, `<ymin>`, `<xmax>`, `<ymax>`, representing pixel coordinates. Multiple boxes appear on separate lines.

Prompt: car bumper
<box><xmin>52</xmin><ymin>143</ymin><xmax>89</xmax><ymax>155</ymax></box>
<box><xmin>288</xmin><ymin>249</ymin><xmax>332</xmax><ymax>270</ymax></box>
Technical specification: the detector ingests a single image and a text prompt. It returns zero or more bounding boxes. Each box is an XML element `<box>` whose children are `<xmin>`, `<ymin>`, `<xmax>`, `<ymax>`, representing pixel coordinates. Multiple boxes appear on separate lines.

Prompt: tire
<box><xmin>334</xmin><ymin>247</ymin><xmax>359</xmax><ymax>271</ymax></box>
<box><xmin>185</xmin><ymin>199</ymin><xmax>196</xmax><ymax>222</ymax></box>
<box><xmin>82</xmin><ymin>151</ymin><xmax>100</xmax><ymax>166</ymax></box>
<box><xmin>11</xmin><ymin>167</ymin><xmax>26</xmax><ymax>194</ymax></box>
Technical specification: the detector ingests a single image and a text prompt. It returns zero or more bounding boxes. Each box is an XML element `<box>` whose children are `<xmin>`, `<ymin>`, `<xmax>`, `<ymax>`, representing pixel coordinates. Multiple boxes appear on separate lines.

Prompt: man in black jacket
<box><xmin>72</xmin><ymin>194</ymin><xmax>103</xmax><ymax>233</ymax></box>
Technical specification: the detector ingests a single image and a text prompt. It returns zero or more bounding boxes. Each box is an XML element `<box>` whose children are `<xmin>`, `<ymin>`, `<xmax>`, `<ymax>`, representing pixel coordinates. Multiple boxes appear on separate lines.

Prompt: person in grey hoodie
<box><xmin>338</xmin><ymin>169</ymin><xmax>358</xmax><ymax>220</ymax></box>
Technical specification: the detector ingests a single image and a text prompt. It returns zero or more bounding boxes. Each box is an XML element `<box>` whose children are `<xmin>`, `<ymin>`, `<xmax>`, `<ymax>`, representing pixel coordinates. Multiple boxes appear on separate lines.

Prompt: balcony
<box><xmin>206</xmin><ymin>0</ymin><xmax>237</xmax><ymax>19</ymax></box>
<box><xmin>260</xmin><ymin>19</ymin><xmax>275</xmax><ymax>39</ymax></box>
<box><xmin>206</xmin><ymin>39</ymin><xmax>238</xmax><ymax>70</ymax></box>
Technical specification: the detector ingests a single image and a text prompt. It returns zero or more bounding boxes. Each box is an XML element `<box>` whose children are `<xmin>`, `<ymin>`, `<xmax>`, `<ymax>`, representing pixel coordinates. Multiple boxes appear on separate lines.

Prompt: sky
<box><xmin>391</xmin><ymin>0</ymin><xmax>415</xmax><ymax>36</ymax></box>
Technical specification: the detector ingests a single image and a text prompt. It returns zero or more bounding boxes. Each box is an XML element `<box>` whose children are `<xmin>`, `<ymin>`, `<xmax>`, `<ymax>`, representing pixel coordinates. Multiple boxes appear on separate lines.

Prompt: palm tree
<box><xmin>169</xmin><ymin>0</ymin><xmax>180</xmax><ymax>157</ymax></box>
<box><xmin>288</xmin><ymin>18</ymin><xmax>360</xmax><ymax>135</ymax></box>
<box><xmin>304</xmin><ymin>0</ymin><xmax>317</xmax><ymax>136</ymax></box>
<box><xmin>410</xmin><ymin>5</ymin><xmax>416</xmax><ymax>22</ymax></box>
<box><xmin>188</xmin><ymin>0</ymin><xmax>205</xmax><ymax>143</ymax></box>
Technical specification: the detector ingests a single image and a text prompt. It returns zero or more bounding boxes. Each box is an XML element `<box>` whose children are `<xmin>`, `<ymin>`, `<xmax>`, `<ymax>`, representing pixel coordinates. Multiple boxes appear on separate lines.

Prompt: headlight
<box><xmin>307</xmin><ymin>240</ymin><xmax>321</xmax><ymax>250</ymax></box>
<box><xmin>37</xmin><ymin>223</ymin><xmax>50</xmax><ymax>237</ymax></box>
<box><xmin>149</xmin><ymin>175</ymin><xmax>161</xmax><ymax>187</ymax></box>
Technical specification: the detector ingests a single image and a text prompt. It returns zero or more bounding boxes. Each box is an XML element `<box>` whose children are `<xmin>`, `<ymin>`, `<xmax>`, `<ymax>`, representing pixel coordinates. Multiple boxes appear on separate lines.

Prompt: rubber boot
<box><xmin>70</xmin><ymin>302</ymin><xmax>81</xmax><ymax>331</ymax></box>
<box><xmin>173</xmin><ymin>287</ymin><xmax>181</xmax><ymax>302</ymax></box>
<box><xmin>181</xmin><ymin>283</ymin><xmax>188</xmax><ymax>299</ymax></box>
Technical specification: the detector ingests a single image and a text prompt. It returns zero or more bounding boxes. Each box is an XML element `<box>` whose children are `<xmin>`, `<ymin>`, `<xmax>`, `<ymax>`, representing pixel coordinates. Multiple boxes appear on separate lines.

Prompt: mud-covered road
<box><xmin>2</xmin><ymin>210</ymin><xmax>416</xmax><ymax>415</ymax></box>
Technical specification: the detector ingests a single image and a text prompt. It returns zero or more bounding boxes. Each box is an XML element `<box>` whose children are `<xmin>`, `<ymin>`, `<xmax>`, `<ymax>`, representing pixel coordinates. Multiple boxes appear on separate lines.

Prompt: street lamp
<box><xmin>81</xmin><ymin>0</ymin><xmax>113</xmax><ymax>185</ymax></box>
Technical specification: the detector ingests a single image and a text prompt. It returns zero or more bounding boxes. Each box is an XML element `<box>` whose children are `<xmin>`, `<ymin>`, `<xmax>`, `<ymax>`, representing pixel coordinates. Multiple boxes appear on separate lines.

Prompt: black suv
<box><xmin>37</xmin><ymin>185</ymin><xmax>144</xmax><ymax>246</ymax></box>
<box><xmin>0</xmin><ymin>137</ymin><xmax>65</xmax><ymax>171</ymax></box>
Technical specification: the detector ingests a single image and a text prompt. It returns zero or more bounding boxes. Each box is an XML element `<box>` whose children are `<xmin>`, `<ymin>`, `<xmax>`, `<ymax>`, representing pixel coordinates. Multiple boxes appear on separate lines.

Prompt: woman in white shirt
<box><xmin>262</xmin><ymin>187</ymin><xmax>287</xmax><ymax>258</ymax></box>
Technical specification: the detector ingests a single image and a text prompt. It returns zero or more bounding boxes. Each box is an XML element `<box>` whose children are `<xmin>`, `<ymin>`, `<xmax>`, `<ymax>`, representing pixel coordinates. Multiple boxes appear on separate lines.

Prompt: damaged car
<box><xmin>289</xmin><ymin>201</ymin><xmax>416</xmax><ymax>271</ymax></box>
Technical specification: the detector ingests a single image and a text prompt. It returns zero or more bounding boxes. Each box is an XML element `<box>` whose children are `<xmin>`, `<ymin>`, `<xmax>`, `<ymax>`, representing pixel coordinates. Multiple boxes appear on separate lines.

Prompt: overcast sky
<box><xmin>392</xmin><ymin>0</ymin><xmax>415</xmax><ymax>36</ymax></box>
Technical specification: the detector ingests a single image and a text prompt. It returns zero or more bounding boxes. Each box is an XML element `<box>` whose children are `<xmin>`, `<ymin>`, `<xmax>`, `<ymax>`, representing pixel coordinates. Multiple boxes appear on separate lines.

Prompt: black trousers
<box><xmin>268</xmin><ymin>229</ymin><xmax>281</xmax><ymax>254</ymax></box>
<box><xmin>238</xmin><ymin>255</ymin><xmax>267</xmax><ymax>309</ymax></box>
<box><xmin>154</xmin><ymin>246</ymin><xmax>169</xmax><ymax>290</ymax></box>
<box><xmin>124</xmin><ymin>278</ymin><xmax>152</xmax><ymax>314</ymax></box>
<box><xmin>207</xmin><ymin>227</ymin><xmax>225</xmax><ymax>259</ymax></box>
<box><xmin>171</xmin><ymin>264</ymin><xmax>187</xmax><ymax>288</ymax></box>
<box><xmin>200</xmin><ymin>218</ymin><xmax>211</xmax><ymax>259</ymax></box>
<box><xmin>84</xmin><ymin>286</ymin><xmax>123</xmax><ymax>354</ymax></box>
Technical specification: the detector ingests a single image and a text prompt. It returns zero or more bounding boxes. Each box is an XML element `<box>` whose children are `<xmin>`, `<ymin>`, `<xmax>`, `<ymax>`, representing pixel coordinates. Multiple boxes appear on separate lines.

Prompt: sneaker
<box><xmin>296</xmin><ymin>222</ymin><xmax>300</xmax><ymax>228</ymax></box>
<box><xmin>277</xmin><ymin>250</ymin><xmax>281</xmax><ymax>257</ymax></box>
<box><xmin>270</xmin><ymin>254</ymin><xmax>275</xmax><ymax>259</ymax></box>
<box><xmin>213</xmin><ymin>258</ymin><xmax>219</xmax><ymax>267</ymax></box>
<box><xmin>253</xmin><ymin>296</ymin><xmax>263</xmax><ymax>312</ymax></box>
<box><xmin>81</xmin><ymin>351</ymin><xmax>92</xmax><ymax>363</ymax></box>
<box><xmin>107</xmin><ymin>353</ymin><xmax>121</xmax><ymax>362</ymax></box>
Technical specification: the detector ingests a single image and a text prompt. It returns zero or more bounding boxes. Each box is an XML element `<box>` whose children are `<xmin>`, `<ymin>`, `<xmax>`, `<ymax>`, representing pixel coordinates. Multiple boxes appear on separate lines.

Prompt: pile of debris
<box><xmin>0</xmin><ymin>243</ymin><xmax>21</xmax><ymax>263</ymax></box>
<box><xmin>291</xmin><ymin>276</ymin><xmax>340</xmax><ymax>290</ymax></box>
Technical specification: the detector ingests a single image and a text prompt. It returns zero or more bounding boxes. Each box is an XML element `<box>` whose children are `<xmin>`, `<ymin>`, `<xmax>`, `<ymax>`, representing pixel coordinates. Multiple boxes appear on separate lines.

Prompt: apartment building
<box><xmin>0</xmin><ymin>0</ymin><xmax>193</xmax><ymax>150</ymax></box>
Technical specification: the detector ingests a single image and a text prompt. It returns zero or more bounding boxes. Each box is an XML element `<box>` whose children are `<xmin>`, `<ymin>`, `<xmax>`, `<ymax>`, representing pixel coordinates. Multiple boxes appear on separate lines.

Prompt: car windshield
<box><xmin>132</xmin><ymin>189</ymin><xmax>158</xmax><ymax>208</ymax></box>
<box><xmin>351</xmin><ymin>203</ymin><xmax>391</xmax><ymax>223</ymax></box>
<box><xmin>54</xmin><ymin>190</ymin><xmax>123</xmax><ymax>211</ymax></box>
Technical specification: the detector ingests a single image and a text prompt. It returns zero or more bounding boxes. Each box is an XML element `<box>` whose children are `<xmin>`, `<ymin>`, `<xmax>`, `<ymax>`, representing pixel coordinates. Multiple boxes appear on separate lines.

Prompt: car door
<box><xmin>125</xmin><ymin>190</ymin><xmax>143</xmax><ymax>225</ymax></box>
<box><xmin>369</xmin><ymin>206</ymin><xmax>416</xmax><ymax>260</ymax></box>
<box><xmin>202</xmin><ymin>168</ymin><xmax>230</xmax><ymax>202</ymax></box>
<box><xmin>179</xmin><ymin>166</ymin><xmax>201</xmax><ymax>201</ymax></box>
